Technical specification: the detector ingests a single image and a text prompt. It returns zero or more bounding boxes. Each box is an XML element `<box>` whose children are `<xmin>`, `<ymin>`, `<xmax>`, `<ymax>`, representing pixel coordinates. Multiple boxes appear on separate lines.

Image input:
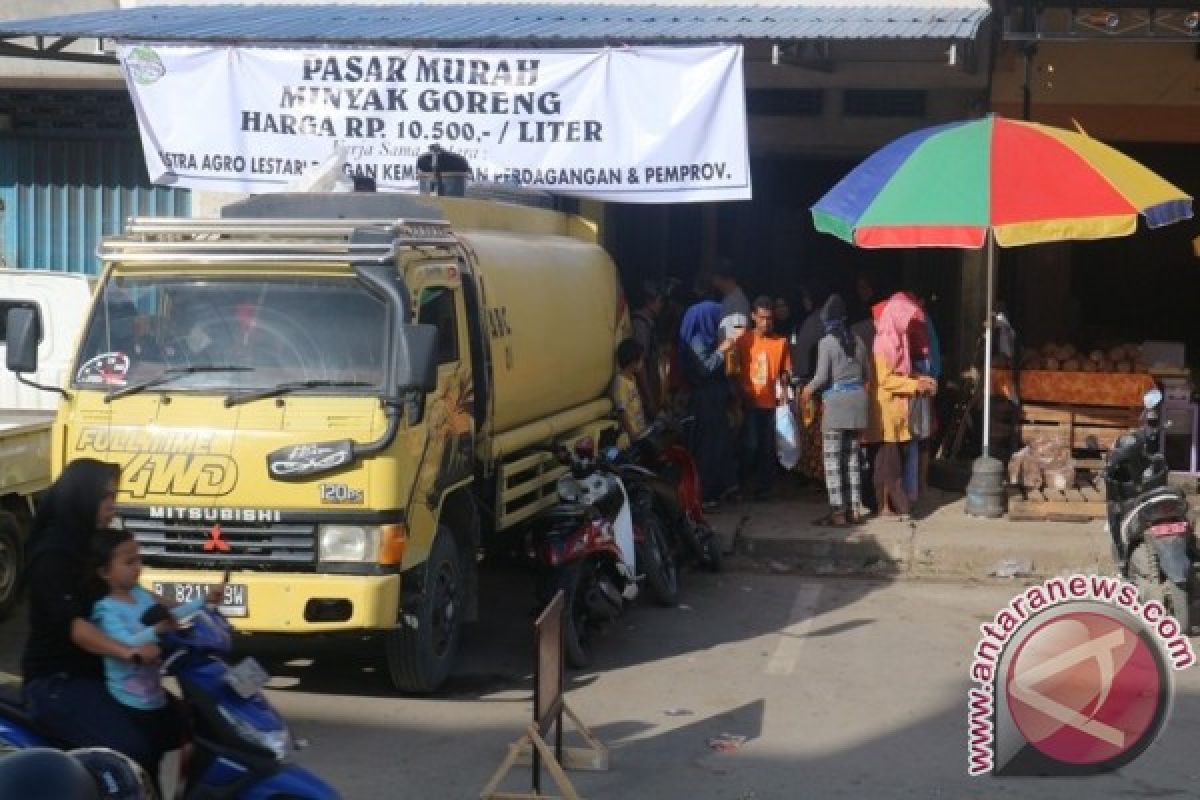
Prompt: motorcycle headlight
<box><xmin>317</xmin><ymin>525</ymin><xmax>381</xmax><ymax>563</ymax></box>
<box><xmin>218</xmin><ymin>706</ymin><xmax>291</xmax><ymax>761</ymax></box>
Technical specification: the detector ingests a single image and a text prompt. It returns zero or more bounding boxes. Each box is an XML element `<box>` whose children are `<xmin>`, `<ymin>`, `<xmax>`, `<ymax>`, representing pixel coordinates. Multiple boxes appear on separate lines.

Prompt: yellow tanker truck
<box><xmin>4</xmin><ymin>190</ymin><xmax>627</xmax><ymax>692</ymax></box>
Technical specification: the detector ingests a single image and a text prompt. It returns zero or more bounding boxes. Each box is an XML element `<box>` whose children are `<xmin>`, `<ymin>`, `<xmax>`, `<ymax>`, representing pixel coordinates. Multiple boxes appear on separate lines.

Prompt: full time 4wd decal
<box><xmin>77</xmin><ymin>428</ymin><xmax>238</xmax><ymax>499</ymax></box>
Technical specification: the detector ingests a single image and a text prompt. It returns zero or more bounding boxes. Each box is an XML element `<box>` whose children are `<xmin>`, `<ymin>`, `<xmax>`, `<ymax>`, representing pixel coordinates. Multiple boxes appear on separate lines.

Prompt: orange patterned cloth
<box><xmin>991</xmin><ymin>370</ymin><xmax>1155</xmax><ymax>407</ymax></box>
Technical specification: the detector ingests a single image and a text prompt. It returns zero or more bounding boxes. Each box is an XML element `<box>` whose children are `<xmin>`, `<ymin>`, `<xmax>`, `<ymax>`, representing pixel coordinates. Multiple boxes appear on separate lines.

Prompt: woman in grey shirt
<box><xmin>801</xmin><ymin>294</ymin><xmax>870</xmax><ymax>526</ymax></box>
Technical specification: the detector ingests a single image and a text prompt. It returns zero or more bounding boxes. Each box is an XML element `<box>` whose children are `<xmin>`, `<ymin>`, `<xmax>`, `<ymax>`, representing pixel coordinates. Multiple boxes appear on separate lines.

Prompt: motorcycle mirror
<box><xmin>1143</xmin><ymin>387</ymin><xmax>1163</xmax><ymax>410</ymax></box>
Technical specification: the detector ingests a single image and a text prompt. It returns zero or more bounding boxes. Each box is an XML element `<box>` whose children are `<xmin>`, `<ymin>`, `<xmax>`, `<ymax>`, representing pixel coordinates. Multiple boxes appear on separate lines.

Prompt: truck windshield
<box><xmin>74</xmin><ymin>276</ymin><xmax>388</xmax><ymax>393</ymax></box>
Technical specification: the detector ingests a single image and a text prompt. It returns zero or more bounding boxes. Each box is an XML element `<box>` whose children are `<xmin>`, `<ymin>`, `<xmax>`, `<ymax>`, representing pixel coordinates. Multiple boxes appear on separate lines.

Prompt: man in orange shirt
<box><xmin>737</xmin><ymin>296</ymin><xmax>791</xmax><ymax>500</ymax></box>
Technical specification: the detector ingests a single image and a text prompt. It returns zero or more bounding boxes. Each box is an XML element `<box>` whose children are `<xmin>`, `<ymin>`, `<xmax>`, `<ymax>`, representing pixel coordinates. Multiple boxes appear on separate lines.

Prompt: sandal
<box><xmin>812</xmin><ymin>512</ymin><xmax>848</xmax><ymax>527</ymax></box>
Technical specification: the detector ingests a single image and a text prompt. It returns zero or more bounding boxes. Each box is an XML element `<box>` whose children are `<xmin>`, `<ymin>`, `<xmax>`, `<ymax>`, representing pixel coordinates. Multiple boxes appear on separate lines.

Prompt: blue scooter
<box><xmin>0</xmin><ymin>607</ymin><xmax>339</xmax><ymax>799</ymax></box>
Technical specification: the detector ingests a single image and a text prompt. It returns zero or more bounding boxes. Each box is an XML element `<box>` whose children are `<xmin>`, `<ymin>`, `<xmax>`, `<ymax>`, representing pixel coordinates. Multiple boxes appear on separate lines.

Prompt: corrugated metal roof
<box><xmin>0</xmin><ymin>4</ymin><xmax>991</xmax><ymax>45</ymax></box>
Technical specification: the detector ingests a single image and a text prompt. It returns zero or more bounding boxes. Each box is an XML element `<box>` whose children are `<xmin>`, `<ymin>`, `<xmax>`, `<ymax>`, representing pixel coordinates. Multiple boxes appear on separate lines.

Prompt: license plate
<box><xmin>1150</xmin><ymin>521</ymin><xmax>1189</xmax><ymax>537</ymax></box>
<box><xmin>153</xmin><ymin>582</ymin><xmax>248</xmax><ymax>617</ymax></box>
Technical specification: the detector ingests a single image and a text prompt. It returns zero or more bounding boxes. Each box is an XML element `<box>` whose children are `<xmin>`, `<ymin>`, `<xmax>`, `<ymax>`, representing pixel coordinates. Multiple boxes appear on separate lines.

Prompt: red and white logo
<box><xmin>967</xmin><ymin>577</ymin><xmax>1190</xmax><ymax>778</ymax></box>
<box><xmin>1006</xmin><ymin>611</ymin><xmax>1162</xmax><ymax>767</ymax></box>
<box><xmin>202</xmin><ymin>523</ymin><xmax>231</xmax><ymax>553</ymax></box>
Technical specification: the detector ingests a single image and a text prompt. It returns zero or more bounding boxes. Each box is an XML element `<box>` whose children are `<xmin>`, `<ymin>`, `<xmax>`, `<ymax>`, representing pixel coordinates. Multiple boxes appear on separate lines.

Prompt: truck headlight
<box><xmin>317</xmin><ymin>525</ymin><xmax>381</xmax><ymax>562</ymax></box>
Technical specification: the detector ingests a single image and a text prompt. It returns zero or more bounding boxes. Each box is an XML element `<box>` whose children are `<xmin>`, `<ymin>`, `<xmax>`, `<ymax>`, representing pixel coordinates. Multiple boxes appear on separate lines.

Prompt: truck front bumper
<box><xmin>141</xmin><ymin>568</ymin><xmax>401</xmax><ymax>633</ymax></box>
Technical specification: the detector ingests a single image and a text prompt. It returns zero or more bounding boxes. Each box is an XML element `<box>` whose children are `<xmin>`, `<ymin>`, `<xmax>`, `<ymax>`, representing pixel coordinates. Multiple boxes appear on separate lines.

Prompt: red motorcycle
<box><xmin>533</xmin><ymin>440</ymin><xmax>639</xmax><ymax>668</ymax></box>
<box><xmin>627</xmin><ymin>416</ymin><xmax>723</xmax><ymax>572</ymax></box>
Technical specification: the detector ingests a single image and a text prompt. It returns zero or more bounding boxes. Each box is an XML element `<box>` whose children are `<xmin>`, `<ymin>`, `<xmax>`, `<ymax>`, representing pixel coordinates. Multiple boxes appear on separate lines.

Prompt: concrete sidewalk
<box><xmin>710</xmin><ymin>485</ymin><xmax>1113</xmax><ymax>581</ymax></box>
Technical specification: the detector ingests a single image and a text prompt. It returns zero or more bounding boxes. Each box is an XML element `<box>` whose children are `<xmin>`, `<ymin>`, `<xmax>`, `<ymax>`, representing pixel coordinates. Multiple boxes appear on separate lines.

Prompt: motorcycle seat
<box><xmin>0</xmin><ymin>683</ymin><xmax>35</xmax><ymax>730</ymax></box>
<box><xmin>1122</xmin><ymin>485</ymin><xmax>1187</xmax><ymax>512</ymax></box>
<box><xmin>0</xmin><ymin>682</ymin><xmax>73</xmax><ymax>749</ymax></box>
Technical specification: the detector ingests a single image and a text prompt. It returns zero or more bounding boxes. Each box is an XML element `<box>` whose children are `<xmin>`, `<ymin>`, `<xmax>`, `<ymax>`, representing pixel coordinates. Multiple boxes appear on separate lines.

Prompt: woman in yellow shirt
<box><xmin>868</xmin><ymin>293</ymin><xmax>935</xmax><ymax>519</ymax></box>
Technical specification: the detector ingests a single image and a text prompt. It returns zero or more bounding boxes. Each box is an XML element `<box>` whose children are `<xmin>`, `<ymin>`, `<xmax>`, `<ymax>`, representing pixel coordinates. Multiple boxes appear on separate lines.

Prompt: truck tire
<box><xmin>0</xmin><ymin>513</ymin><xmax>22</xmax><ymax>621</ymax></box>
<box><xmin>382</xmin><ymin>528</ymin><xmax>463</xmax><ymax>693</ymax></box>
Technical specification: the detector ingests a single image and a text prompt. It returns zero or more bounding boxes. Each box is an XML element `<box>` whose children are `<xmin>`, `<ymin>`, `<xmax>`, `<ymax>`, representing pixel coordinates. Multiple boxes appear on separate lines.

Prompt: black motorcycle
<box><xmin>1104</xmin><ymin>386</ymin><xmax>1195</xmax><ymax>631</ymax></box>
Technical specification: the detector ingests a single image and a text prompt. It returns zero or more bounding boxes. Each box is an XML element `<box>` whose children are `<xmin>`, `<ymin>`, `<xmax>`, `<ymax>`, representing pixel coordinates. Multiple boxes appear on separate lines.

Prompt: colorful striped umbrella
<box><xmin>812</xmin><ymin>114</ymin><xmax>1192</xmax><ymax>248</ymax></box>
<box><xmin>810</xmin><ymin>114</ymin><xmax>1193</xmax><ymax>460</ymax></box>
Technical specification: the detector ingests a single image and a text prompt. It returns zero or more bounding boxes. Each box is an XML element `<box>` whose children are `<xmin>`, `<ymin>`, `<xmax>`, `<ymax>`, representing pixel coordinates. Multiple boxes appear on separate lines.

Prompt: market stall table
<box><xmin>991</xmin><ymin>369</ymin><xmax>1155</xmax><ymax>407</ymax></box>
<box><xmin>990</xmin><ymin>369</ymin><xmax>1154</xmax><ymax>521</ymax></box>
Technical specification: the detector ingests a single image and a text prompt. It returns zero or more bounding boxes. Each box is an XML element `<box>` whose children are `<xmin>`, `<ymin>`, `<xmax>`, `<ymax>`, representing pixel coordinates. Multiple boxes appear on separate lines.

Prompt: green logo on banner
<box><xmin>126</xmin><ymin>47</ymin><xmax>166</xmax><ymax>85</ymax></box>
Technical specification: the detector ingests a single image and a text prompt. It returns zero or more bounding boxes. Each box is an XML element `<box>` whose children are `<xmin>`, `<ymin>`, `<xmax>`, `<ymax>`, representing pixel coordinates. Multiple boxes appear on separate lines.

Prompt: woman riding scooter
<box><xmin>20</xmin><ymin>459</ymin><xmax>172</xmax><ymax>779</ymax></box>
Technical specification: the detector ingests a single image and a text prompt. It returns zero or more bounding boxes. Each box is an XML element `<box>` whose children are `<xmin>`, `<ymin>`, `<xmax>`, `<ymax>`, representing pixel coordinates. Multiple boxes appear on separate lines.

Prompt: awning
<box><xmin>0</xmin><ymin>3</ymin><xmax>992</xmax><ymax>54</ymax></box>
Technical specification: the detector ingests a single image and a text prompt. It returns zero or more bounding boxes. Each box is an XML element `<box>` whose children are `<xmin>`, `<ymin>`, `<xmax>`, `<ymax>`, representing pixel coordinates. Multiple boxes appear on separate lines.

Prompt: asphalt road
<box><xmin>4</xmin><ymin>561</ymin><xmax>1200</xmax><ymax>799</ymax></box>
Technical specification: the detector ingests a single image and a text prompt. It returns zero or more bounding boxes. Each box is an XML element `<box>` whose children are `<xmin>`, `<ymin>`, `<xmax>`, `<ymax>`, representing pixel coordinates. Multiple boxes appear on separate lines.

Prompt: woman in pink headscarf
<box><xmin>866</xmin><ymin>292</ymin><xmax>936</xmax><ymax>519</ymax></box>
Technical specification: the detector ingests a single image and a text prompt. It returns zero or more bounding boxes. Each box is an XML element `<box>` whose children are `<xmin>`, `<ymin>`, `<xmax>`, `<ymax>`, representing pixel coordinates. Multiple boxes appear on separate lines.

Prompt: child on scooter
<box><xmin>89</xmin><ymin>529</ymin><xmax>222</xmax><ymax>786</ymax></box>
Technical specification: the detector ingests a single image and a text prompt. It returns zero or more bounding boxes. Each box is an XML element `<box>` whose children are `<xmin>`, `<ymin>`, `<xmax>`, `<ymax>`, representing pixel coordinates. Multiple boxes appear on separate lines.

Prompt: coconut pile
<box><xmin>994</xmin><ymin>343</ymin><xmax>1147</xmax><ymax>373</ymax></box>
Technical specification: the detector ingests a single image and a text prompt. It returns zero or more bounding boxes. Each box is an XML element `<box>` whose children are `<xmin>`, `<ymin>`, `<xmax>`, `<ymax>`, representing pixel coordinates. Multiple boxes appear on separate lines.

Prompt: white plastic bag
<box><xmin>775</xmin><ymin>404</ymin><xmax>800</xmax><ymax>470</ymax></box>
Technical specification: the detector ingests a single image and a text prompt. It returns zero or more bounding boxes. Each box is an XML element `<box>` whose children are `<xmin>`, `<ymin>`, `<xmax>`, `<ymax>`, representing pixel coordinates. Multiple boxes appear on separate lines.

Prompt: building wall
<box><xmin>991</xmin><ymin>41</ymin><xmax>1200</xmax><ymax>144</ymax></box>
<box><xmin>989</xmin><ymin>39</ymin><xmax>1200</xmax><ymax>367</ymax></box>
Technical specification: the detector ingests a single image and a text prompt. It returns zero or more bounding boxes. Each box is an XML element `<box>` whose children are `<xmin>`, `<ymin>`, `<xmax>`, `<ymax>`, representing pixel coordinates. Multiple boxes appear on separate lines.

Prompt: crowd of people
<box><xmin>613</xmin><ymin>266</ymin><xmax>942</xmax><ymax>526</ymax></box>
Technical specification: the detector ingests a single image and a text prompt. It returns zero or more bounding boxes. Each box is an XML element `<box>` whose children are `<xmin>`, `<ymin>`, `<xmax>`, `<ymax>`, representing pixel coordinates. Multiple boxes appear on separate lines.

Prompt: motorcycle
<box><xmin>626</xmin><ymin>416</ymin><xmax>723</xmax><ymax>572</ymax></box>
<box><xmin>604</xmin><ymin>443</ymin><xmax>680</xmax><ymax>607</ymax></box>
<box><xmin>0</xmin><ymin>606</ymin><xmax>339</xmax><ymax>799</ymax></box>
<box><xmin>1104</xmin><ymin>385</ymin><xmax>1195</xmax><ymax>632</ymax></box>
<box><xmin>532</xmin><ymin>440</ymin><xmax>639</xmax><ymax>669</ymax></box>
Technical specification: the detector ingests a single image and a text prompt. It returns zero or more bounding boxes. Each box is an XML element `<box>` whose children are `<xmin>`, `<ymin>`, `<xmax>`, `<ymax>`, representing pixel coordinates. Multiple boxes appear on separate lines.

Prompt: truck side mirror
<box><xmin>5</xmin><ymin>307</ymin><xmax>38</xmax><ymax>374</ymax></box>
<box><xmin>395</xmin><ymin>323</ymin><xmax>439</xmax><ymax>394</ymax></box>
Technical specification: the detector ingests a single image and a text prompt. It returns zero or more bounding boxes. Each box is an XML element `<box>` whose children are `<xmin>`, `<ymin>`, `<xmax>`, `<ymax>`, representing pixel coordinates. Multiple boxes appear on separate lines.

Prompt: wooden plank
<box><xmin>1021</xmin><ymin>407</ymin><xmax>1073</xmax><ymax>424</ymax></box>
<box><xmin>1008</xmin><ymin>498</ymin><xmax>1107</xmax><ymax>519</ymax></box>
<box><xmin>1073</xmin><ymin>409</ymin><xmax>1140</xmax><ymax>427</ymax></box>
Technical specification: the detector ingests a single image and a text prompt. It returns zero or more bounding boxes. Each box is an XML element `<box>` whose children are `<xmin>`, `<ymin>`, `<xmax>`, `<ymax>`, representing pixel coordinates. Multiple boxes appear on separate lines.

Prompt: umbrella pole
<box><xmin>965</xmin><ymin>230</ymin><xmax>1006</xmax><ymax>517</ymax></box>
<box><xmin>982</xmin><ymin>231</ymin><xmax>995</xmax><ymax>458</ymax></box>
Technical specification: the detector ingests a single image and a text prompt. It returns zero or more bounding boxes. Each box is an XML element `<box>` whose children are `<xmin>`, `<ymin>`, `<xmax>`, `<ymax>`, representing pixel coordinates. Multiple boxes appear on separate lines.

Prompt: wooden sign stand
<box><xmin>480</xmin><ymin>591</ymin><xmax>609</xmax><ymax>800</ymax></box>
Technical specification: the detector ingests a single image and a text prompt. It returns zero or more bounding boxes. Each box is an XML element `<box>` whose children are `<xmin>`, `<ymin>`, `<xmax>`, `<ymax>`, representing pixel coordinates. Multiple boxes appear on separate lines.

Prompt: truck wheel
<box><xmin>0</xmin><ymin>513</ymin><xmax>22</xmax><ymax>621</ymax></box>
<box><xmin>382</xmin><ymin>528</ymin><xmax>463</xmax><ymax>693</ymax></box>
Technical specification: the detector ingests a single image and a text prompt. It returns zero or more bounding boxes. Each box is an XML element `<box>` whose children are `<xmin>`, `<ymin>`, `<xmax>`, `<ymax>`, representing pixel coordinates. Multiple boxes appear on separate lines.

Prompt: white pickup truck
<box><xmin>0</xmin><ymin>270</ymin><xmax>92</xmax><ymax>618</ymax></box>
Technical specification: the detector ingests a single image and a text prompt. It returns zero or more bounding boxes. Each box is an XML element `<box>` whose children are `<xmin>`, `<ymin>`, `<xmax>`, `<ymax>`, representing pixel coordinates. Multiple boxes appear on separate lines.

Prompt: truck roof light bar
<box><xmin>100</xmin><ymin>216</ymin><xmax>458</xmax><ymax>263</ymax></box>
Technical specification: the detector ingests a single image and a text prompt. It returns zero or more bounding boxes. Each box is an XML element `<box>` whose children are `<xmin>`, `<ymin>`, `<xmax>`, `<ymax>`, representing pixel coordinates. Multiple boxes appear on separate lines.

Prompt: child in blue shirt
<box><xmin>89</xmin><ymin>529</ymin><xmax>222</xmax><ymax>779</ymax></box>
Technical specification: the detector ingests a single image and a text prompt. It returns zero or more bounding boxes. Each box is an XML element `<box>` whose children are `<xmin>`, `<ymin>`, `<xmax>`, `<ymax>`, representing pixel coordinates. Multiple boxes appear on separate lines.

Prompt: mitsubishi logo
<box><xmin>203</xmin><ymin>523</ymin><xmax>231</xmax><ymax>553</ymax></box>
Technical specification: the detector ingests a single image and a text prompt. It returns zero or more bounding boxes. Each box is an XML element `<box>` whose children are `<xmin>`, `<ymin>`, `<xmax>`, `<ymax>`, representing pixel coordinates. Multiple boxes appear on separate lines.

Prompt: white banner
<box><xmin>118</xmin><ymin>43</ymin><xmax>751</xmax><ymax>202</ymax></box>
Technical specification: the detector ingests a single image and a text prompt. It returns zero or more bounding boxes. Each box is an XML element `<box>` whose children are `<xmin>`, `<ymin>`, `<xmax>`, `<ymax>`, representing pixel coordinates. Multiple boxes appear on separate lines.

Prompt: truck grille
<box><xmin>123</xmin><ymin>518</ymin><xmax>317</xmax><ymax>571</ymax></box>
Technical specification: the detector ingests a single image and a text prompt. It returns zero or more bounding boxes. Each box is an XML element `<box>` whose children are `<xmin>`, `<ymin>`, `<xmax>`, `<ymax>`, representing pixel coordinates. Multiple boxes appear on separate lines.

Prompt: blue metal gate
<box><xmin>0</xmin><ymin>91</ymin><xmax>190</xmax><ymax>275</ymax></box>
